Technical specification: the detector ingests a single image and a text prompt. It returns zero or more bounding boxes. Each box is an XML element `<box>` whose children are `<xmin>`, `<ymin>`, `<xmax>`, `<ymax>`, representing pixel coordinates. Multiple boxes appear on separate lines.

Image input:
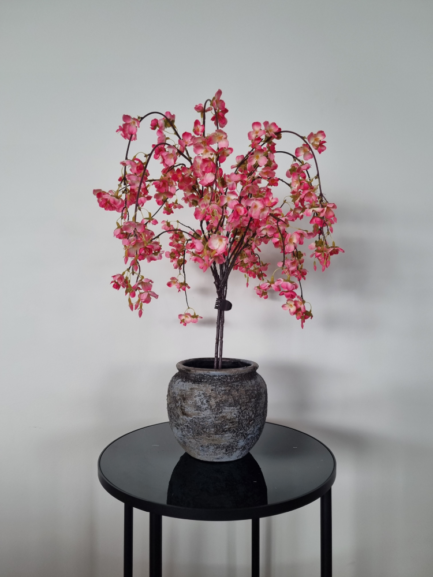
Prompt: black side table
<box><xmin>98</xmin><ymin>422</ymin><xmax>336</xmax><ymax>577</ymax></box>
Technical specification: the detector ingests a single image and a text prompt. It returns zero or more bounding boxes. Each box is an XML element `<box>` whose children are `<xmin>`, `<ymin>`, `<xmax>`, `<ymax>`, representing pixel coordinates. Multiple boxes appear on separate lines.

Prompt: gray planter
<box><xmin>167</xmin><ymin>358</ymin><xmax>268</xmax><ymax>462</ymax></box>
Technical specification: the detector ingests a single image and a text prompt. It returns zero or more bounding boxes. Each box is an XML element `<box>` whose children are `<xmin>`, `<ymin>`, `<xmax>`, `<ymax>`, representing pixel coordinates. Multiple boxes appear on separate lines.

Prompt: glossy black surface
<box><xmin>98</xmin><ymin>422</ymin><xmax>336</xmax><ymax>521</ymax></box>
<box><xmin>168</xmin><ymin>452</ymin><xmax>268</xmax><ymax>509</ymax></box>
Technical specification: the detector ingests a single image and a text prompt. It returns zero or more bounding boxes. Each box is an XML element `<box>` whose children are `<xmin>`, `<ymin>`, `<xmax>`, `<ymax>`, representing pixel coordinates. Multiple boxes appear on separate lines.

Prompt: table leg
<box><xmin>124</xmin><ymin>504</ymin><xmax>133</xmax><ymax>577</ymax></box>
<box><xmin>149</xmin><ymin>513</ymin><xmax>162</xmax><ymax>577</ymax></box>
<box><xmin>252</xmin><ymin>518</ymin><xmax>260</xmax><ymax>577</ymax></box>
<box><xmin>320</xmin><ymin>488</ymin><xmax>332</xmax><ymax>577</ymax></box>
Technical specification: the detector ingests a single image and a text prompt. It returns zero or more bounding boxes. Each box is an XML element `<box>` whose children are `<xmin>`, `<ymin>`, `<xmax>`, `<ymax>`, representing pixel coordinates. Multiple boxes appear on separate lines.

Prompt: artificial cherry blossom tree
<box><xmin>94</xmin><ymin>90</ymin><xmax>343</xmax><ymax>368</ymax></box>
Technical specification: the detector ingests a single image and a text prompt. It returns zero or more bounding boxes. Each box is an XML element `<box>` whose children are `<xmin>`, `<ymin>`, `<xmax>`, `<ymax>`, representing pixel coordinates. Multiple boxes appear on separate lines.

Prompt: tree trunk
<box><xmin>214</xmin><ymin>284</ymin><xmax>227</xmax><ymax>369</ymax></box>
<box><xmin>214</xmin><ymin>301</ymin><xmax>223</xmax><ymax>369</ymax></box>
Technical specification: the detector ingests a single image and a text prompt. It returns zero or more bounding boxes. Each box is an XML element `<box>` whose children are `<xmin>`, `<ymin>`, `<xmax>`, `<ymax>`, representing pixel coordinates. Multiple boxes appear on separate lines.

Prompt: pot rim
<box><xmin>176</xmin><ymin>357</ymin><xmax>259</xmax><ymax>375</ymax></box>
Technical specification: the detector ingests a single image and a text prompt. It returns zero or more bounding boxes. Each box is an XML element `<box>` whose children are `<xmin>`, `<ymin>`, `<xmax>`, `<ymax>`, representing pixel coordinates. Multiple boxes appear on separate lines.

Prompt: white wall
<box><xmin>1</xmin><ymin>0</ymin><xmax>432</xmax><ymax>575</ymax></box>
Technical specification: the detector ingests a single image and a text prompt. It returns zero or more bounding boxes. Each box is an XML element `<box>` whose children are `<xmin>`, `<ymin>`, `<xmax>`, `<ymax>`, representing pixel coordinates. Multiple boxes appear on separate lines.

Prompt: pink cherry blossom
<box><xmin>248</xmin><ymin>122</ymin><xmax>265</xmax><ymax>141</ymax></box>
<box><xmin>181</xmin><ymin>131</ymin><xmax>193</xmax><ymax>146</ymax></box>
<box><xmin>263</xmin><ymin>121</ymin><xmax>281</xmax><ymax>138</ymax></box>
<box><xmin>206</xmin><ymin>204</ymin><xmax>223</xmax><ymax>227</ymax></box>
<box><xmin>93</xmin><ymin>189</ymin><xmax>124</xmax><ymax>212</ymax></box>
<box><xmin>248</xmin><ymin>147</ymin><xmax>268</xmax><ymax>169</ymax></box>
<box><xmin>227</xmin><ymin>203</ymin><xmax>247</xmax><ymax>226</ymax></box>
<box><xmin>217</xmin><ymin>146</ymin><xmax>233</xmax><ymax>163</ymax></box>
<box><xmin>167</xmin><ymin>277</ymin><xmax>190</xmax><ymax>292</ymax></box>
<box><xmin>178</xmin><ymin>311</ymin><xmax>203</xmax><ymax>326</ymax></box>
<box><xmin>194</xmin><ymin>103</ymin><xmax>211</xmax><ymax>113</ymax></box>
<box><xmin>199</xmin><ymin>172</ymin><xmax>216</xmax><ymax>186</ymax></box>
<box><xmin>282</xmin><ymin>298</ymin><xmax>312</xmax><ymax>328</ymax></box>
<box><xmin>208</xmin><ymin>235</ymin><xmax>228</xmax><ymax>255</ymax></box>
<box><xmin>193</xmin><ymin>120</ymin><xmax>204</xmax><ymax>136</ymax></box>
<box><xmin>295</xmin><ymin>143</ymin><xmax>313</xmax><ymax>161</ymax></box>
<box><xmin>255</xmin><ymin>282</ymin><xmax>271</xmax><ymax>299</ymax></box>
<box><xmin>111</xmin><ymin>274</ymin><xmax>128</xmax><ymax>290</ymax></box>
<box><xmin>227</xmin><ymin>172</ymin><xmax>241</xmax><ymax>183</ymax></box>
<box><xmin>271</xmin><ymin>279</ymin><xmax>298</xmax><ymax>298</ymax></box>
<box><xmin>286</xmin><ymin>162</ymin><xmax>311</xmax><ymax>192</ymax></box>
<box><xmin>316</xmin><ymin>203</ymin><xmax>338</xmax><ymax>227</ymax></box>
<box><xmin>150</xmin><ymin>118</ymin><xmax>165</xmax><ymax>131</ymax></box>
<box><xmin>138</xmin><ymin>290</ymin><xmax>158</xmax><ymax>304</ymax></box>
<box><xmin>210</xmin><ymin>89</ymin><xmax>228</xmax><ymax>128</ymax></box>
<box><xmin>116</xmin><ymin>115</ymin><xmax>140</xmax><ymax>141</ymax></box>
<box><xmin>191</xmin><ymin>238</ymin><xmax>204</xmax><ymax>253</ymax></box>
<box><xmin>307</xmin><ymin>131</ymin><xmax>326</xmax><ymax>153</ymax></box>
<box><xmin>194</xmin><ymin>202</ymin><xmax>208</xmax><ymax>221</ymax></box>
<box><xmin>160</xmin><ymin>146</ymin><xmax>178</xmax><ymax>168</ymax></box>
<box><xmin>249</xmin><ymin>200</ymin><xmax>269</xmax><ymax>221</ymax></box>
<box><xmin>309</xmin><ymin>241</ymin><xmax>344</xmax><ymax>271</ymax></box>
<box><xmin>209</xmin><ymin>129</ymin><xmax>229</xmax><ymax>149</ymax></box>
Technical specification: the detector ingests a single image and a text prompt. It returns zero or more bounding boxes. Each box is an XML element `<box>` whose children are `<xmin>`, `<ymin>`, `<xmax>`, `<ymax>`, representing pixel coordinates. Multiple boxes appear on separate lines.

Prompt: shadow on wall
<box><xmin>96</xmin><ymin>361</ymin><xmax>171</xmax><ymax>431</ymax></box>
<box><xmin>263</xmin><ymin>360</ymin><xmax>349</xmax><ymax>426</ymax></box>
<box><xmin>257</xmin><ymin>357</ymin><xmax>433</xmax><ymax>576</ymax></box>
<box><xmin>17</xmin><ymin>425</ymin><xmax>101</xmax><ymax>577</ymax></box>
<box><xmin>20</xmin><ymin>364</ymin><xmax>170</xmax><ymax>577</ymax></box>
<box><xmin>260</xmin><ymin>419</ymin><xmax>433</xmax><ymax>577</ymax></box>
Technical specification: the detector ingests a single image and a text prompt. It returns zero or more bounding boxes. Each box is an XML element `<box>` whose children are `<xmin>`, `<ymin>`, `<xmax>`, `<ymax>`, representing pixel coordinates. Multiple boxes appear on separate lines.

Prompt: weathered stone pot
<box><xmin>167</xmin><ymin>358</ymin><xmax>268</xmax><ymax>462</ymax></box>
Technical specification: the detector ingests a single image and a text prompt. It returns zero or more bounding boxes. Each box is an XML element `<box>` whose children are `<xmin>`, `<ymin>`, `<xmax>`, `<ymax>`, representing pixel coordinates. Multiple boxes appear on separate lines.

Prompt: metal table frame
<box><xmin>98</xmin><ymin>423</ymin><xmax>335</xmax><ymax>577</ymax></box>
<box><xmin>122</xmin><ymin>489</ymin><xmax>332</xmax><ymax>577</ymax></box>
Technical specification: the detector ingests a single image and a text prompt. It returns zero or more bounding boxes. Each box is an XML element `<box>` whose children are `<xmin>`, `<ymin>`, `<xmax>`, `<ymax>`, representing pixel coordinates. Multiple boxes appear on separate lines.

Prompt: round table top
<box><xmin>98</xmin><ymin>422</ymin><xmax>336</xmax><ymax>521</ymax></box>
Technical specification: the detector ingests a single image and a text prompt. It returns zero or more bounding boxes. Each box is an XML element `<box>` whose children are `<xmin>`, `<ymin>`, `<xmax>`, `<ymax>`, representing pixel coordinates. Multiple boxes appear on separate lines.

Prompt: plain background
<box><xmin>1</xmin><ymin>0</ymin><xmax>432</xmax><ymax>575</ymax></box>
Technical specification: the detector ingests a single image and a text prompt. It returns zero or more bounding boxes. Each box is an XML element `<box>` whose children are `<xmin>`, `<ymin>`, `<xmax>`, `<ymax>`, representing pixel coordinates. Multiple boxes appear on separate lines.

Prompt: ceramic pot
<box><xmin>167</xmin><ymin>358</ymin><xmax>268</xmax><ymax>462</ymax></box>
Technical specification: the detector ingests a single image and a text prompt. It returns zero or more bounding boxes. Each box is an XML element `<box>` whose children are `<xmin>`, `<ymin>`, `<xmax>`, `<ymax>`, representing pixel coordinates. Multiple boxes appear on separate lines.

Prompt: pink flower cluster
<box><xmin>178</xmin><ymin>310</ymin><xmax>203</xmax><ymax>326</ymax></box>
<box><xmin>167</xmin><ymin>277</ymin><xmax>190</xmax><ymax>292</ymax></box>
<box><xmin>111</xmin><ymin>275</ymin><xmax>158</xmax><ymax>318</ymax></box>
<box><xmin>94</xmin><ymin>90</ymin><xmax>343</xmax><ymax>327</ymax></box>
<box><xmin>116</xmin><ymin>115</ymin><xmax>141</xmax><ymax>141</ymax></box>
<box><xmin>93</xmin><ymin>189</ymin><xmax>124</xmax><ymax>212</ymax></box>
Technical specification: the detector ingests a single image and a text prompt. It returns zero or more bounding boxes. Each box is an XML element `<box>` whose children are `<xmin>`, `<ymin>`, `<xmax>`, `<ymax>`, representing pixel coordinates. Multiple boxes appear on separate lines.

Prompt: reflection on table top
<box><xmin>98</xmin><ymin>422</ymin><xmax>336</xmax><ymax>521</ymax></box>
